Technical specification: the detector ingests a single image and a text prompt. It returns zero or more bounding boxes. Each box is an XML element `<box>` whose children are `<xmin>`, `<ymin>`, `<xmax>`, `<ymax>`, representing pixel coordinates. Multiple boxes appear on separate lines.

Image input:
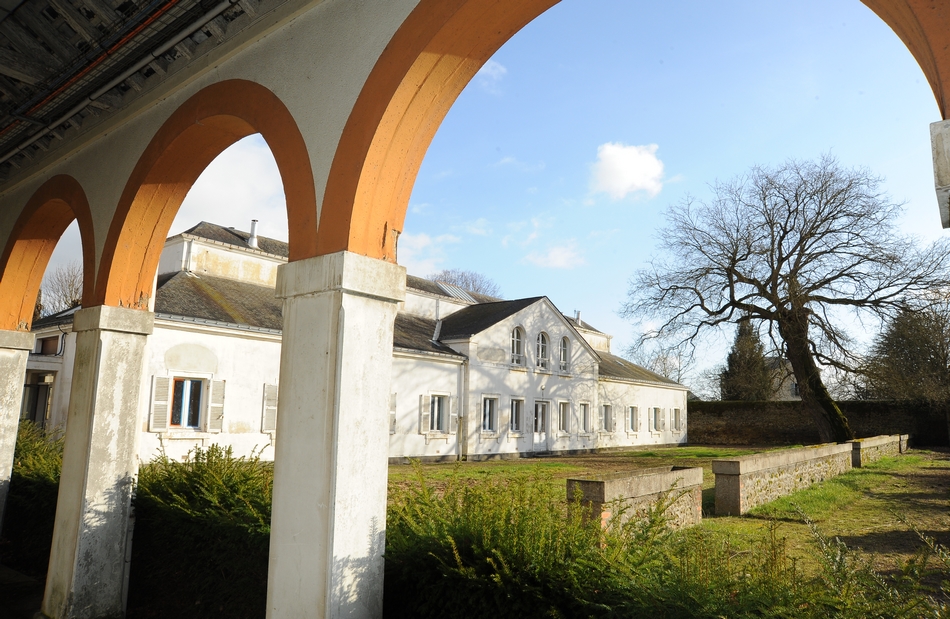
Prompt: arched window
<box><xmin>559</xmin><ymin>337</ymin><xmax>570</xmax><ymax>372</ymax></box>
<box><xmin>510</xmin><ymin>327</ymin><xmax>525</xmax><ymax>365</ymax></box>
<box><xmin>536</xmin><ymin>332</ymin><xmax>549</xmax><ymax>370</ymax></box>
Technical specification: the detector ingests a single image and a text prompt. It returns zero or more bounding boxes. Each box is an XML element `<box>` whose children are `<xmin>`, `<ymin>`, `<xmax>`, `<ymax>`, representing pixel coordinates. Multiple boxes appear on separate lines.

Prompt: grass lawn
<box><xmin>389</xmin><ymin>445</ymin><xmax>950</xmax><ymax>579</ymax></box>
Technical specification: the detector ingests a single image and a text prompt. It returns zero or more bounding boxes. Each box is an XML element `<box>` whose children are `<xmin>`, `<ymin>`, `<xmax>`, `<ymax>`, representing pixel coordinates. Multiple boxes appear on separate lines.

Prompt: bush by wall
<box><xmin>688</xmin><ymin>400</ymin><xmax>950</xmax><ymax>446</ymax></box>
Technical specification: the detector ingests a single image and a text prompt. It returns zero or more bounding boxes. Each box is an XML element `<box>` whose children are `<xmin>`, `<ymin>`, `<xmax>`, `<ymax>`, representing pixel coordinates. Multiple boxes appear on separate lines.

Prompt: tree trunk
<box><xmin>777</xmin><ymin>312</ymin><xmax>854</xmax><ymax>443</ymax></box>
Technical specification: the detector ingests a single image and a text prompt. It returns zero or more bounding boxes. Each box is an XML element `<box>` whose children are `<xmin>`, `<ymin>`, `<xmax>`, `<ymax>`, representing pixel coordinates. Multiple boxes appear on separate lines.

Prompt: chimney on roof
<box><xmin>248</xmin><ymin>219</ymin><xmax>259</xmax><ymax>249</ymax></box>
<box><xmin>575</xmin><ymin>310</ymin><xmax>582</xmax><ymax>327</ymax></box>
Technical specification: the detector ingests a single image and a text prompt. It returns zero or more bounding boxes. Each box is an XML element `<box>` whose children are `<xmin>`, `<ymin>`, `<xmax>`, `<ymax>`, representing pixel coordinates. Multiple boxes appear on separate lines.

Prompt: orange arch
<box><xmin>95</xmin><ymin>79</ymin><xmax>317</xmax><ymax>308</ymax></box>
<box><xmin>322</xmin><ymin>0</ymin><xmax>950</xmax><ymax>263</ymax></box>
<box><xmin>319</xmin><ymin>0</ymin><xmax>559</xmax><ymax>262</ymax></box>
<box><xmin>0</xmin><ymin>175</ymin><xmax>95</xmax><ymax>331</ymax></box>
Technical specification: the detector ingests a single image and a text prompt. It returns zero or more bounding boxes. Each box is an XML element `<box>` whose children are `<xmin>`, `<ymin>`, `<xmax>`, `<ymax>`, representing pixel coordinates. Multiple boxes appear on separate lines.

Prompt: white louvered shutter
<box><xmin>262</xmin><ymin>383</ymin><xmax>278</xmax><ymax>433</ymax></box>
<box><xmin>389</xmin><ymin>393</ymin><xmax>397</xmax><ymax>435</ymax></box>
<box><xmin>208</xmin><ymin>380</ymin><xmax>225</xmax><ymax>432</ymax></box>
<box><xmin>661</xmin><ymin>408</ymin><xmax>667</xmax><ymax>431</ymax></box>
<box><xmin>148</xmin><ymin>376</ymin><xmax>169</xmax><ymax>432</ymax></box>
<box><xmin>598</xmin><ymin>405</ymin><xmax>604</xmax><ymax>431</ymax></box>
<box><xmin>449</xmin><ymin>397</ymin><xmax>459</xmax><ymax>434</ymax></box>
<box><xmin>419</xmin><ymin>395</ymin><xmax>429</xmax><ymax>434</ymax></box>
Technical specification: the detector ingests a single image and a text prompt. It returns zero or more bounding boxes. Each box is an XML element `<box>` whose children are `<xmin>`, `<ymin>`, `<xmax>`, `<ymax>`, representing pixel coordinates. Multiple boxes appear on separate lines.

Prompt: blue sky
<box><xmin>48</xmin><ymin>0</ymin><xmax>944</xmax><ymax>388</ymax></box>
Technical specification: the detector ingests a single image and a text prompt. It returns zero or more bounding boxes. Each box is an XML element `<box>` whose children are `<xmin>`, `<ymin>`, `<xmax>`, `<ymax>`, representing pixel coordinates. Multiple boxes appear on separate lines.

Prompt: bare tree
<box><xmin>427</xmin><ymin>269</ymin><xmax>501</xmax><ymax>298</ymax></box>
<box><xmin>42</xmin><ymin>261</ymin><xmax>83</xmax><ymax>315</ymax></box>
<box><xmin>622</xmin><ymin>155</ymin><xmax>950</xmax><ymax>442</ymax></box>
<box><xmin>626</xmin><ymin>341</ymin><xmax>694</xmax><ymax>385</ymax></box>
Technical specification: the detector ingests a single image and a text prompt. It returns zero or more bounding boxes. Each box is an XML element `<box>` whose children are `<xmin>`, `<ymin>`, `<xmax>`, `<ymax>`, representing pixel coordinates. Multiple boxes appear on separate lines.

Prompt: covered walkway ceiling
<box><xmin>0</xmin><ymin>0</ymin><xmax>291</xmax><ymax>183</ymax></box>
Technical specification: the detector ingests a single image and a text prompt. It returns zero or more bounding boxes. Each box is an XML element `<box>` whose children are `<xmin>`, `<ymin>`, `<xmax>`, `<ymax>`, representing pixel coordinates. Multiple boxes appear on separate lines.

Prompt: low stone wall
<box><xmin>712</xmin><ymin>443</ymin><xmax>852</xmax><ymax>516</ymax></box>
<box><xmin>567</xmin><ymin>466</ymin><xmax>703</xmax><ymax>530</ymax></box>
<box><xmin>851</xmin><ymin>434</ymin><xmax>908</xmax><ymax>467</ymax></box>
<box><xmin>688</xmin><ymin>400</ymin><xmax>949</xmax><ymax>446</ymax></box>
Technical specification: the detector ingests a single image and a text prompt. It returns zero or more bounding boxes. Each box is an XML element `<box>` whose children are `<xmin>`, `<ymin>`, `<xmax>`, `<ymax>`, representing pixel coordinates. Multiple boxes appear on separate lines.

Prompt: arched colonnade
<box><xmin>0</xmin><ymin>1</ymin><xmax>947</xmax><ymax>617</ymax></box>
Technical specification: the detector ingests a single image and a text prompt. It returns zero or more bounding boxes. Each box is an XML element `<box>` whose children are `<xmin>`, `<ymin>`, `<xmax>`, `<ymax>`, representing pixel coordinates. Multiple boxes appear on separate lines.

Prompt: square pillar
<box><xmin>0</xmin><ymin>329</ymin><xmax>35</xmax><ymax>538</ymax></box>
<box><xmin>41</xmin><ymin>305</ymin><xmax>153</xmax><ymax>619</ymax></box>
<box><xmin>931</xmin><ymin>119</ymin><xmax>950</xmax><ymax>228</ymax></box>
<box><xmin>267</xmin><ymin>251</ymin><xmax>405</xmax><ymax>619</ymax></box>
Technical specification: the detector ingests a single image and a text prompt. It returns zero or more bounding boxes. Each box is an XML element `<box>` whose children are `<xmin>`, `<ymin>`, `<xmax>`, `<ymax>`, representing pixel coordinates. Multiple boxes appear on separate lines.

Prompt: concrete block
<box><xmin>931</xmin><ymin>120</ymin><xmax>950</xmax><ymax>228</ymax></box>
<box><xmin>567</xmin><ymin>466</ymin><xmax>703</xmax><ymax>530</ymax></box>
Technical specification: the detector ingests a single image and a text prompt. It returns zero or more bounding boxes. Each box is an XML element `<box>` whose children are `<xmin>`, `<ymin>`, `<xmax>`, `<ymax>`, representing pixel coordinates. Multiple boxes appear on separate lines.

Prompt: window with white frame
<box><xmin>559</xmin><ymin>337</ymin><xmax>570</xmax><ymax>372</ymax></box>
<box><xmin>511</xmin><ymin>328</ymin><xmax>525</xmax><ymax>365</ymax></box>
<box><xmin>673</xmin><ymin>408</ymin><xmax>682</xmax><ymax>432</ymax></box>
<box><xmin>536</xmin><ymin>332</ymin><xmax>550</xmax><ymax>370</ymax></box>
<box><xmin>430</xmin><ymin>395</ymin><xmax>448</xmax><ymax>432</ymax></box>
<box><xmin>558</xmin><ymin>401</ymin><xmax>570</xmax><ymax>433</ymax></box>
<box><xmin>534</xmin><ymin>401</ymin><xmax>548</xmax><ymax>432</ymax></box>
<box><xmin>149</xmin><ymin>376</ymin><xmax>225</xmax><ymax>433</ymax></box>
<box><xmin>627</xmin><ymin>406</ymin><xmax>638</xmax><ymax>432</ymax></box>
<box><xmin>602</xmin><ymin>404</ymin><xmax>613</xmax><ymax>432</ymax></box>
<box><xmin>580</xmin><ymin>402</ymin><xmax>590</xmax><ymax>433</ymax></box>
<box><xmin>651</xmin><ymin>407</ymin><xmax>664</xmax><ymax>432</ymax></box>
<box><xmin>482</xmin><ymin>397</ymin><xmax>498</xmax><ymax>432</ymax></box>
<box><xmin>510</xmin><ymin>398</ymin><xmax>524</xmax><ymax>432</ymax></box>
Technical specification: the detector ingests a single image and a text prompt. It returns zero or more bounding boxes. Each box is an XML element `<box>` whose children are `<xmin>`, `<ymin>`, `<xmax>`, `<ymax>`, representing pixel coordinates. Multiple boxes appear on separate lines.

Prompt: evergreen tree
<box><xmin>720</xmin><ymin>318</ymin><xmax>773</xmax><ymax>400</ymax></box>
<box><xmin>863</xmin><ymin>306</ymin><xmax>950</xmax><ymax>401</ymax></box>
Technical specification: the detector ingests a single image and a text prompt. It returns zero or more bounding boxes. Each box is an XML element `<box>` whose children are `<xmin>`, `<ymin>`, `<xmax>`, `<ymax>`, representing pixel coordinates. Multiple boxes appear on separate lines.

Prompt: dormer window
<box><xmin>536</xmin><ymin>332</ymin><xmax>549</xmax><ymax>370</ymax></box>
<box><xmin>559</xmin><ymin>337</ymin><xmax>570</xmax><ymax>372</ymax></box>
<box><xmin>511</xmin><ymin>327</ymin><xmax>525</xmax><ymax>365</ymax></box>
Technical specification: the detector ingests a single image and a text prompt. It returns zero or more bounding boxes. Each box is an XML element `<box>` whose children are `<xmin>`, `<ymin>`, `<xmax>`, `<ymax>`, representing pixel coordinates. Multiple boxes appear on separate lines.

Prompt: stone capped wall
<box><xmin>712</xmin><ymin>443</ymin><xmax>852</xmax><ymax>516</ymax></box>
<box><xmin>851</xmin><ymin>434</ymin><xmax>906</xmax><ymax>467</ymax></box>
<box><xmin>567</xmin><ymin>466</ymin><xmax>703</xmax><ymax>530</ymax></box>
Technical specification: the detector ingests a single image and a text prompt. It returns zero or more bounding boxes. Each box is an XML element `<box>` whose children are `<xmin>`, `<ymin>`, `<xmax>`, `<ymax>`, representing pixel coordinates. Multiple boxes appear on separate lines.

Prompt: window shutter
<box><xmin>598</xmin><ymin>405</ymin><xmax>604</xmax><ymax>431</ymax></box>
<box><xmin>148</xmin><ymin>376</ymin><xmax>169</xmax><ymax>433</ymax></box>
<box><xmin>208</xmin><ymin>380</ymin><xmax>225</xmax><ymax>432</ymax></box>
<box><xmin>261</xmin><ymin>383</ymin><xmax>278</xmax><ymax>433</ymax></box>
<box><xmin>419</xmin><ymin>395</ymin><xmax>429</xmax><ymax>434</ymax></box>
<box><xmin>660</xmin><ymin>408</ymin><xmax>667</xmax><ymax>431</ymax></box>
<box><xmin>449</xmin><ymin>397</ymin><xmax>459</xmax><ymax>434</ymax></box>
<box><xmin>389</xmin><ymin>393</ymin><xmax>397</xmax><ymax>435</ymax></box>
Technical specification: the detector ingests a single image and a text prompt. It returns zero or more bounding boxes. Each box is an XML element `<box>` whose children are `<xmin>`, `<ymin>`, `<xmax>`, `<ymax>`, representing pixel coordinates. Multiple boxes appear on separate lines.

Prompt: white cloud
<box><xmin>589</xmin><ymin>142</ymin><xmax>665</xmax><ymax>200</ymax></box>
<box><xmin>494</xmin><ymin>155</ymin><xmax>545</xmax><ymax>172</ymax></box>
<box><xmin>525</xmin><ymin>240</ymin><xmax>585</xmax><ymax>269</ymax></box>
<box><xmin>476</xmin><ymin>59</ymin><xmax>508</xmax><ymax>94</ymax></box>
<box><xmin>397</xmin><ymin>232</ymin><xmax>460</xmax><ymax>276</ymax></box>
<box><xmin>462</xmin><ymin>217</ymin><xmax>492</xmax><ymax>236</ymax></box>
<box><xmin>175</xmin><ymin>134</ymin><xmax>287</xmax><ymax>240</ymax></box>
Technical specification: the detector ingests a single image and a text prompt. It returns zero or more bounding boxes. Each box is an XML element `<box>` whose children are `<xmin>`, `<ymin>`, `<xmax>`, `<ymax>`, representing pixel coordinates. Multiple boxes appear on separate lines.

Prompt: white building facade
<box><xmin>23</xmin><ymin>223</ymin><xmax>688</xmax><ymax>463</ymax></box>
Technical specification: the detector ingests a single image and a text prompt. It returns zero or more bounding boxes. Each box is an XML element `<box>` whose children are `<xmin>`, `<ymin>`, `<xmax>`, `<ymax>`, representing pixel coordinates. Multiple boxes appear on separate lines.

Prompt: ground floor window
<box><xmin>534</xmin><ymin>401</ymin><xmax>548</xmax><ymax>433</ymax></box>
<box><xmin>580</xmin><ymin>402</ymin><xmax>590</xmax><ymax>433</ymax></box>
<box><xmin>652</xmin><ymin>407</ymin><xmax>664</xmax><ymax>432</ymax></box>
<box><xmin>627</xmin><ymin>406</ymin><xmax>638</xmax><ymax>432</ymax></box>
<box><xmin>482</xmin><ymin>397</ymin><xmax>498</xmax><ymax>432</ymax></box>
<box><xmin>430</xmin><ymin>395</ymin><xmax>448</xmax><ymax>432</ymax></box>
<box><xmin>558</xmin><ymin>401</ymin><xmax>570</xmax><ymax>432</ymax></box>
<box><xmin>171</xmin><ymin>378</ymin><xmax>203</xmax><ymax>428</ymax></box>
<box><xmin>602</xmin><ymin>404</ymin><xmax>613</xmax><ymax>432</ymax></box>
<box><xmin>511</xmin><ymin>398</ymin><xmax>524</xmax><ymax>432</ymax></box>
<box><xmin>673</xmin><ymin>408</ymin><xmax>682</xmax><ymax>431</ymax></box>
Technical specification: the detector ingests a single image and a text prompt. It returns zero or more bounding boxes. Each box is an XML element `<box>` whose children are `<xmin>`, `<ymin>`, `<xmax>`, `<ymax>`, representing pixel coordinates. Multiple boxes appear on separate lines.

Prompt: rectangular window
<box><xmin>171</xmin><ymin>378</ymin><xmax>203</xmax><ymax>428</ymax></box>
<box><xmin>558</xmin><ymin>401</ymin><xmax>570</xmax><ymax>433</ymax></box>
<box><xmin>602</xmin><ymin>405</ymin><xmax>613</xmax><ymax>432</ymax></box>
<box><xmin>534</xmin><ymin>401</ymin><xmax>547</xmax><ymax>432</ymax></box>
<box><xmin>673</xmin><ymin>408</ymin><xmax>682</xmax><ymax>432</ymax></box>
<box><xmin>510</xmin><ymin>398</ymin><xmax>524</xmax><ymax>432</ymax></box>
<box><xmin>652</xmin><ymin>407</ymin><xmax>664</xmax><ymax>432</ymax></box>
<box><xmin>580</xmin><ymin>403</ymin><xmax>590</xmax><ymax>433</ymax></box>
<box><xmin>37</xmin><ymin>336</ymin><xmax>59</xmax><ymax>355</ymax></box>
<box><xmin>482</xmin><ymin>397</ymin><xmax>497</xmax><ymax>432</ymax></box>
<box><xmin>430</xmin><ymin>395</ymin><xmax>447</xmax><ymax>432</ymax></box>
<box><xmin>628</xmin><ymin>406</ymin><xmax>638</xmax><ymax>432</ymax></box>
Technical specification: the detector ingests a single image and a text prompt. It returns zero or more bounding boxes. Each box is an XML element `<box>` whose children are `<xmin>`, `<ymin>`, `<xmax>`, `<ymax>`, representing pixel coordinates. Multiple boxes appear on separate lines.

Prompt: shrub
<box><xmin>127</xmin><ymin>445</ymin><xmax>272</xmax><ymax>619</ymax></box>
<box><xmin>0</xmin><ymin>421</ymin><xmax>62</xmax><ymax>576</ymax></box>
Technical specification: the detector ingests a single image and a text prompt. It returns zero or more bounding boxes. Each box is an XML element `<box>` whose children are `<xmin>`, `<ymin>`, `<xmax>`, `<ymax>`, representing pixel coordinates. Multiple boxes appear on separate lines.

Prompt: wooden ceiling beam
<box><xmin>80</xmin><ymin>0</ymin><xmax>118</xmax><ymax>27</ymax></box>
<box><xmin>0</xmin><ymin>46</ymin><xmax>55</xmax><ymax>85</ymax></box>
<box><xmin>48</xmin><ymin>0</ymin><xmax>102</xmax><ymax>45</ymax></box>
<box><xmin>17</xmin><ymin>3</ymin><xmax>78</xmax><ymax>63</ymax></box>
<box><xmin>0</xmin><ymin>19</ymin><xmax>61</xmax><ymax>68</ymax></box>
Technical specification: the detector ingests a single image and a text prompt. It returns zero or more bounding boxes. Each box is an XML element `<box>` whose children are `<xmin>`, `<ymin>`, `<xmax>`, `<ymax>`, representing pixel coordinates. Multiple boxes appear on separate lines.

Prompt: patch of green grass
<box><xmin>618</xmin><ymin>446</ymin><xmax>759</xmax><ymax>459</ymax></box>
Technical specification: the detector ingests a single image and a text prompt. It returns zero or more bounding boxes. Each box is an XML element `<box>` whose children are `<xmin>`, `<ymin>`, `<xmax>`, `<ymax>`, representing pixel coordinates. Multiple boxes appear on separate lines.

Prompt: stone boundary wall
<box><xmin>851</xmin><ymin>434</ymin><xmax>908</xmax><ymax>467</ymax></box>
<box><xmin>688</xmin><ymin>400</ymin><xmax>949</xmax><ymax>446</ymax></box>
<box><xmin>712</xmin><ymin>443</ymin><xmax>852</xmax><ymax>516</ymax></box>
<box><xmin>567</xmin><ymin>466</ymin><xmax>703</xmax><ymax>530</ymax></box>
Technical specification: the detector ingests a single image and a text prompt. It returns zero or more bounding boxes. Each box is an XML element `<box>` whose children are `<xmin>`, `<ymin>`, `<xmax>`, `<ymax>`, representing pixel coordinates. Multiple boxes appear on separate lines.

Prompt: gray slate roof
<box><xmin>182</xmin><ymin>221</ymin><xmax>290</xmax><ymax>258</ymax></box>
<box><xmin>597</xmin><ymin>351</ymin><xmax>683</xmax><ymax>386</ymax></box>
<box><xmin>155</xmin><ymin>271</ymin><xmax>283</xmax><ymax>330</ymax></box>
<box><xmin>438</xmin><ymin>297</ymin><xmax>544</xmax><ymax>340</ymax></box>
<box><xmin>393</xmin><ymin>314</ymin><xmax>466</xmax><ymax>358</ymax></box>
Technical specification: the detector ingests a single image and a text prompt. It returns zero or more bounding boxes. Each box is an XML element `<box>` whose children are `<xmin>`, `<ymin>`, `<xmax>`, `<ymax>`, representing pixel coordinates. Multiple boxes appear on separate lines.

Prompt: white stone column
<box><xmin>41</xmin><ymin>305</ymin><xmax>153</xmax><ymax>619</ymax></box>
<box><xmin>0</xmin><ymin>329</ymin><xmax>35</xmax><ymax>538</ymax></box>
<box><xmin>931</xmin><ymin>119</ymin><xmax>950</xmax><ymax>228</ymax></box>
<box><xmin>267</xmin><ymin>251</ymin><xmax>405</xmax><ymax>619</ymax></box>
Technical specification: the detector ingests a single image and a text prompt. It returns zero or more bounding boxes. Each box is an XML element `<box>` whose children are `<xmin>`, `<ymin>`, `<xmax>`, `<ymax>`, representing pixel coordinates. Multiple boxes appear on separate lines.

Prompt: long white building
<box><xmin>22</xmin><ymin>222</ymin><xmax>688</xmax><ymax>463</ymax></box>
